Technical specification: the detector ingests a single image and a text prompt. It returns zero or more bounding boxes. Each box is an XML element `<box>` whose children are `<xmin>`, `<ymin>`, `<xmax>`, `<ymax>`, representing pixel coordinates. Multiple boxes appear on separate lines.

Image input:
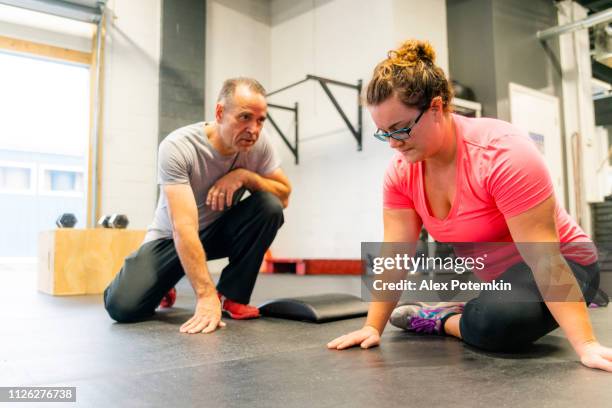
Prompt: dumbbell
<box><xmin>98</xmin><ymin>215</ymin><xmax>111</xmax><ymax>228</ymax></box>
<box><xmin>108</xmin><ymin>214</ymin><xmax>129</xmax><ymax>229</ymax></box>
<box><xmin>98</xmin><ymin>214</ymin><xmax>129</xmax><ymax>229</ymax></box>
<box><xmin>56</xmin><ymin>213</ymin><xmax>77</xmax><ymax>228</ymax></box>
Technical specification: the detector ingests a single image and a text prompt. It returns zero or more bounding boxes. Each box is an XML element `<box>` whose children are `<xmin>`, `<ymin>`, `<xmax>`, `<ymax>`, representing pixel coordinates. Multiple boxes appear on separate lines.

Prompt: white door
<box><xmin>509</xmin><ymin>83</ymin><xmax>565</xmax><ymax>207</ymax></box>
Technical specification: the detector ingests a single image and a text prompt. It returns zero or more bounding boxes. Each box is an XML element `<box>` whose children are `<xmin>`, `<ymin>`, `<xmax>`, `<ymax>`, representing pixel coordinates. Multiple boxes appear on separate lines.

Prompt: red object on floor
<box><xmin>261</xmin><ymin>258</ymin><xmax>363</xmax><ymax>275</ymax></box>
<box><xmin>304</xmin><ymin>259</ymin><xmax>363</xmax><ymax>275</ymax></box>
<box><xmin>260</xmin><ymin>249</ymin><xmax>274</xmax><ymax>272</ymax></box>
<box><xmin>159</xmin><ymin>287</ymin><xmax>177</xmax><ymax>308</ymax></box>
<box><xmin>261</xmin><ymin>257</ymin><xmax>306</xmax><ymax>274</ymax></box>
<box><xmin>220</xmin><ymin>296</ymin><xmax>260</xmax><ymax>320</ymax></box>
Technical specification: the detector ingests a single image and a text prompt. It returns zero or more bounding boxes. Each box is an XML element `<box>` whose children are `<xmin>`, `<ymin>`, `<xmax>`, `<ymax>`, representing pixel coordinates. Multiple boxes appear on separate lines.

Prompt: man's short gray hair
<box><xmin>217</xmin><ymin>77</ymin><xmax>267</xmax><ymax>105</ymax></box>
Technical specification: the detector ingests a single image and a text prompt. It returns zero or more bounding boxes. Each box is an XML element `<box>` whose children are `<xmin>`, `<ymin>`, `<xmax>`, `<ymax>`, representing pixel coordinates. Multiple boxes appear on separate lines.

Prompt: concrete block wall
<box><xmin>446</xmin><ymin>0</ymin><xmax>497</xmax><ymax>117</ymax></box>
<box><xmin>158</xmin><ymin>0</ymin><xmax>206</xmax><ymax>143</ymax></box>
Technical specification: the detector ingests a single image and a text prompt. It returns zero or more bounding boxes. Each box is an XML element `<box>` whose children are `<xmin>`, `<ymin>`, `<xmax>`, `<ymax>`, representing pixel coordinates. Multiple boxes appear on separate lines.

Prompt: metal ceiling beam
<box><xmin>576</xmin><ymin>0</ymin><xmax>612</xmax><ymax>13</ymax></box>
<box><xmin>537</xmin><ymin>7</ymin><xmax>612</xmax><ymax>41</ymax></box>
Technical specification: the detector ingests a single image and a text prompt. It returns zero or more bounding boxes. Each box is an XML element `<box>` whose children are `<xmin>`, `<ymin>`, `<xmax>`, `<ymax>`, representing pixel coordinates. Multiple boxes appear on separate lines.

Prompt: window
<box><xmin>0</xmin><ymin>48</ymin><xmax>90</xmax><ymax>257</ymax></box>
<box><xmin>39</xmin><ymin>166</ymin><xmax>84</xmax><ymax>196</ymax></box>
<box><xmin>0</xmin><ymin>161</ymin><xmax>35</xmax><ymax>194</ymax></box>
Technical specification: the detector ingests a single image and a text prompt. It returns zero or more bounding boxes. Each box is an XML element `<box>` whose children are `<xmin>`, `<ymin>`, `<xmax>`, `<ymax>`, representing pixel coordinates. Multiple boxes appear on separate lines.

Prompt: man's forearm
<box><xmin>239</xmin><ymin>169</ymin><xmax>290</xmax><ymax>207</ymax></box>
<box><xmin>173</xmin><ymin>227</ymin><xmax>216</xmax><ymax>299</ymax></box>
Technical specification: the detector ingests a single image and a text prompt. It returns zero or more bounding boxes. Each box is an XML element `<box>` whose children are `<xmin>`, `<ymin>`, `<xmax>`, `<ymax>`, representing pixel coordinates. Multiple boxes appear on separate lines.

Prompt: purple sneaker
<box><xmin>390</xmin><ymin>303</ymin><xmax>464</xmax><ymax>334</ymax></box>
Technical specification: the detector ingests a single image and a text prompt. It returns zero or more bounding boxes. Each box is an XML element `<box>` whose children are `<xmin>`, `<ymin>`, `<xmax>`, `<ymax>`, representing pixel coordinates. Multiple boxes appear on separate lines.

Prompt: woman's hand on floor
<box><xmin>578</xmin><ymin>341</ymin><xmax>612</xmax><ymax>372</ymax></box>
<box><xmin>327</xmin><ymin>326</ymin><xmax>381</xmax><ymax>350</ymax></box>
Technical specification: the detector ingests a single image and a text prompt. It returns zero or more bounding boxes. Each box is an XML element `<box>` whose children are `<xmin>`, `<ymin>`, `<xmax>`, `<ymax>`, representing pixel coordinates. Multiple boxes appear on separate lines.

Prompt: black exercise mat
<box><xmin>258</xmin><ymin>293</ymin><xmax>369</xmax><ymax>323</ymax></box>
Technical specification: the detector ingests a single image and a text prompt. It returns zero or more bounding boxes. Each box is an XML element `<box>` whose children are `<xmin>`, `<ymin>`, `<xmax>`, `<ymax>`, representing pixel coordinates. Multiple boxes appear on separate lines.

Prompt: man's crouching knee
<box><xmin>249</xmin><ymin>191</ymin><xmax>285</xmax><ymax>222</ymax></box>
<box><xmin>104</xmin><ymin>286</ymin><xmax>152</xmax><ymax>323</ymax></box>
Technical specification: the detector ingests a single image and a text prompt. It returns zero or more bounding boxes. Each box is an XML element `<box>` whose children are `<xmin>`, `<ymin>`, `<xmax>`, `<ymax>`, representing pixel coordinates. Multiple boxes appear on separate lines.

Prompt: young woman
<box><xmin>327</xmin><ymin>39</ymin><xmax>612</xmax><ymax>372</ymax></box>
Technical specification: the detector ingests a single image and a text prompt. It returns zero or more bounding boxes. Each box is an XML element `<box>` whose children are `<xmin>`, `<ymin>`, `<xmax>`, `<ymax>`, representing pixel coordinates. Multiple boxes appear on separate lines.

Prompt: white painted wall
<box><xmin>205</xmin><ymin>0</ymin><xmax>271</xmax><ymax>119</ymax></box>
<box><xmin>100</xmin><ymin>0</ymin><xmax>161</xmax><ymax>229</ymax></box>
<box><xmin>203</xmin><ymin>0</ymin><xmax>448</xmax><ymax>259</ymax></box>
<box><xmin>267</xmin><ymin>0</ymin><xmax>448</xmax><ymax>258</ymax></box>
<box><xmin>392</xmin><ymin>0</ymin><xmax>448</xmax><ymax>74</ymax></box>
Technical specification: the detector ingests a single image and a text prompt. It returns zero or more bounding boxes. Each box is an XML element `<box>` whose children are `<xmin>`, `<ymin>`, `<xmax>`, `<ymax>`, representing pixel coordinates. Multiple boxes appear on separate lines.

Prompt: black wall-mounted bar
<box><xmin>267</xmin><ymin>102</ymin><xmax>299</xmax><ymax>165</ymax></box>
<box><xmin>266</xmin><ymin>74</ymin><xmax>363</xmax><ymax>164</ymax></box>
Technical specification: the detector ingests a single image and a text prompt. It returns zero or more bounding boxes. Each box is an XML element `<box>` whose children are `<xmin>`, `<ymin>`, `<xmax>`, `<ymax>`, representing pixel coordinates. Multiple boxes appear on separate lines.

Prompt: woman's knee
<box><xmin>460</xmin><ymin>301</ymin><xmax>555</xmax><ymax>351</ymax></box>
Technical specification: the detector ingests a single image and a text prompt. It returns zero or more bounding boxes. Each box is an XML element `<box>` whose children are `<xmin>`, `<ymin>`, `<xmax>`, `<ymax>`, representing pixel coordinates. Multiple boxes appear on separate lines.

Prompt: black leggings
<box><xmin>103</xmin><ymin>191</ymin><xmax>284</xmax><ymax>323</ymax></box>
<box><xmin>459</xmin><ymin>259</ymin><xmax>600</xmax><ymax>352</ymax></box>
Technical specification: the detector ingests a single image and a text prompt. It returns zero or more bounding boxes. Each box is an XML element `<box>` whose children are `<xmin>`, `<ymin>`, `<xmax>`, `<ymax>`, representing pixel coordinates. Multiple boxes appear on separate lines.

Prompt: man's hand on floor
<box><xmin>180</xmin><ymin>293</ymin><xmax>226</xmax><ymax>334</ymax></box>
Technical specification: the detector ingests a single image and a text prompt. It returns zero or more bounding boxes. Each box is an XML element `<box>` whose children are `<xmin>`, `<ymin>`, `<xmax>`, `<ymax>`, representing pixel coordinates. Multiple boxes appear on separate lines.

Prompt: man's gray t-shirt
<box><xmin>144</xmin><ymin>122</ymin><xmax>281</xmax><ymax>243</ymax></box>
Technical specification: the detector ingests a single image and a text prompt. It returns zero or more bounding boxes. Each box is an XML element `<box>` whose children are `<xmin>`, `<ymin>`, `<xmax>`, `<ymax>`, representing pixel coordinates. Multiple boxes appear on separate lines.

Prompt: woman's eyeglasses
<box><xmin>373</xmin><ymin>110</ymin><xmax>426</xmax><ymax>142</ymax></box>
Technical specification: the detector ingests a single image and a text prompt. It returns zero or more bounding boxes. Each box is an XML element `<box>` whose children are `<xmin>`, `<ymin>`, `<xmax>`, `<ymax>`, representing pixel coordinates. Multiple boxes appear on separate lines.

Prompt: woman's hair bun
<box><xmin>367</xmin><ymin>38</ymin><xmax>452</xmax><ymax>111</ymax></box>
<box><xmin>389</xmin><ymin>39</ymin><xmax>436</xmax><ymax>66</ymax></box>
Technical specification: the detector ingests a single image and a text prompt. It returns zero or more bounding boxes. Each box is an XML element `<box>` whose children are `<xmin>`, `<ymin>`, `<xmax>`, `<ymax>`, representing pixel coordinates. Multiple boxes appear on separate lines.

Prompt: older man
<box><xmin>104</xmin><ymin>77</ymin><xmax>291</xmax><ymax>334</ymax></box>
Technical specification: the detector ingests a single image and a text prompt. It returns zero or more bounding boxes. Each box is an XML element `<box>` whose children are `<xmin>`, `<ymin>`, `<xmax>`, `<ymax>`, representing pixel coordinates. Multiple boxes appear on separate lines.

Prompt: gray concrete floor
<box><xmin>1</xmin><ymin>262</ymin><xmax>611</xmax><ymax>407</ymax></box>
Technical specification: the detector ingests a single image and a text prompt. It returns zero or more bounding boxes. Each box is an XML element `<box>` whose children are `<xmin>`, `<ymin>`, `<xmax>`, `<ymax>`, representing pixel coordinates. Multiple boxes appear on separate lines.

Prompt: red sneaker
<box><xmin>159</xmin><ymin>287</ymin><xmax>177</xmax><ymax>308</ymax></box>
<box><xmin>219</xmin><ymin>295</ymin><xmax>260</xmax><ymax>320</ymax></box>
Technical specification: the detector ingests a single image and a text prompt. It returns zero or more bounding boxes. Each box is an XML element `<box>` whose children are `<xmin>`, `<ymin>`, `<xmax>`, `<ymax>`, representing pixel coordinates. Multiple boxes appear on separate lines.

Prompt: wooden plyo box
<box><xmin>38</xmin><ymin>229</ymin><xmax>146</xmax><ymax>296</ymax></box>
